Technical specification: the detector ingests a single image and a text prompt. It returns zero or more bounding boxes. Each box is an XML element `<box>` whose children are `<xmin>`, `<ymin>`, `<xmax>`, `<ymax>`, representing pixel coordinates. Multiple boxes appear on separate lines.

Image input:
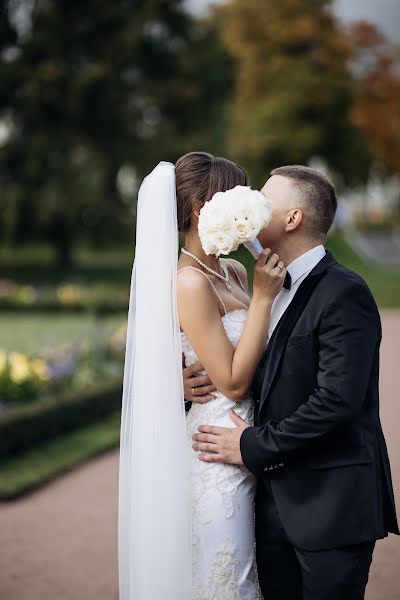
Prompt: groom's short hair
<box><xmin>270</xmin><ymin>165</ymin><xmax>337</xmax><ymax>237</ymax></box>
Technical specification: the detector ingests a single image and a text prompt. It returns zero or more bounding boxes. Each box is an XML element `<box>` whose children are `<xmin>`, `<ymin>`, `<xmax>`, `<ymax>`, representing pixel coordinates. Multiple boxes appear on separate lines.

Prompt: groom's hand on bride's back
<box><xmin>183</xmin><ymin>361</ymin><xmax>216</xmax><ymax>403</ymax></box>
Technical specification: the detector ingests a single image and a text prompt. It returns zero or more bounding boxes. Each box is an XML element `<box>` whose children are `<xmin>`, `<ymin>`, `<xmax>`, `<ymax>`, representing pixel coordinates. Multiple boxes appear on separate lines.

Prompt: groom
<box><xmin>184</xmin><ymin>165</ymin><xmax>399</xmax><ymax>599</ymax></box>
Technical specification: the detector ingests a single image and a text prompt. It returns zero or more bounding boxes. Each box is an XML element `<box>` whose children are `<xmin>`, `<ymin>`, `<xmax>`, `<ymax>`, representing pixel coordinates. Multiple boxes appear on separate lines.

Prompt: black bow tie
<box><xmin>283</xmin><ymin>271</ymin><xmax>292</xmax><ymax>291</ymax></box>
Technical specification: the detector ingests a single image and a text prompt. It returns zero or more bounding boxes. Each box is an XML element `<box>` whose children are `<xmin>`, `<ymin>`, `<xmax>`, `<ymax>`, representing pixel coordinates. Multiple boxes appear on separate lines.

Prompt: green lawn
<box><xmin>0</xmin><ymin>311</ymin><xmax>125</xmax><ymax>353</ymax></box>
<box><xmin>0</xmin><ymin>411</ymin><xmax>121</xmax><ymax>500</ymax></box>
<box><xmin>325</xmin><ymin>232</ymin><xmax>400</xmax><ymax>308</ymax></box>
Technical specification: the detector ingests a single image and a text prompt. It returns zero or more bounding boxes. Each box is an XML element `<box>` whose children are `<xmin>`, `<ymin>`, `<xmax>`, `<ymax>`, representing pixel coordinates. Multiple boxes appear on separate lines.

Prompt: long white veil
<box><xmin>118</xmin><ymin>161</ymin><xmax>192</xmax><ymax>599</ymax></box>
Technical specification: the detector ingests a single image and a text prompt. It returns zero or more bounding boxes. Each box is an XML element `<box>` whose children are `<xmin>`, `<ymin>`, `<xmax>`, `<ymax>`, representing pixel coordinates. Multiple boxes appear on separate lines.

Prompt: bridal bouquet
<box><xmin>198</xmin><ymin>186</ymin><xmax>272</xmax><ymax>257</ymax></box>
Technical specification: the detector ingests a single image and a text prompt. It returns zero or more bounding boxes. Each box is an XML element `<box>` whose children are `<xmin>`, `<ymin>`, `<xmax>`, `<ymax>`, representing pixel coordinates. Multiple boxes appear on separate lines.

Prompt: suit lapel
<box><xmin>256</xmin><ymin>251</ymin><xmax>337</xmax><ymax>416</ymax></box>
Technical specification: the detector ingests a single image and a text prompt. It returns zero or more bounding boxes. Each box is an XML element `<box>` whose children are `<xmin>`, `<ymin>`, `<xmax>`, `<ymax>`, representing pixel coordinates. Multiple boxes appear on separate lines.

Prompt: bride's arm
<box><xmin>178</xmin><ymin>250</ymin><xmax>285</xmax><ymax>402</ymax></box>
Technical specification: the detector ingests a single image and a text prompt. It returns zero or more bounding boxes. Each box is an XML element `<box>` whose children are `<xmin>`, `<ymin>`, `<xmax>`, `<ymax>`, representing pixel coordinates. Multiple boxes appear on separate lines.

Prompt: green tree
<box><xmin>214</xmin><ymin>0</ymin><xmax>370</xmax><ymax>185</ymax></box>
<box><xmin>0</xmin><ymin>0</ymin><xmax>195</xmax><ymax>267</ymax></box>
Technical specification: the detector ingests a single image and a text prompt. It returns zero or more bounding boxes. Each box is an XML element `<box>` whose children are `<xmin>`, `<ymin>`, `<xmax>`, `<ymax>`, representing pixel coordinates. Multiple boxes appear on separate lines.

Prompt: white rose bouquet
<box><xmin>198</xmin><ymin>185</ymin><xmax>272</xmax><ymax>257</ymax></box>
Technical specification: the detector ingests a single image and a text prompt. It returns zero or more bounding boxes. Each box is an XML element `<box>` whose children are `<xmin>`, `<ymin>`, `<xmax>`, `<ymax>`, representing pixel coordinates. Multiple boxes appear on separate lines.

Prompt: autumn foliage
<box><xmin>348</xmin><ymin>21</ymin><xmax>400</xmax><ymax>175</ymax></box>
<box><xmin>213</xmin><ymin>0</ymin><xmax>400</xmax><ymax>182</ymax></box>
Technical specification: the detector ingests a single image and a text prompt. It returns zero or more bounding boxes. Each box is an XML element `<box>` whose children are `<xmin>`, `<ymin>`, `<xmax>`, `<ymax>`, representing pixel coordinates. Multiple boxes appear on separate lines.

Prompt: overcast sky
<box><xmin>186</xmin><ymin>0</ymin><xmax>400</xmax><ymax>42</ymax></box>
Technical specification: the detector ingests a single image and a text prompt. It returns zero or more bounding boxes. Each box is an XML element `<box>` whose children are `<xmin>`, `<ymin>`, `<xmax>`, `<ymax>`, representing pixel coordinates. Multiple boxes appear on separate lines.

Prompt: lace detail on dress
<box><xmin>183</xmin><ymin>308</ymin><xmax>263</xmax><ymax>599</ymax></box>
<box><xmin>192</xmin><ymin>535</ymin><xmax>261</xmax><ymax>600</ymax></box>
<box><xmin>206</xmin><ymin>536</ymin><xmax>241</xmax><ymax>600</ymax></box>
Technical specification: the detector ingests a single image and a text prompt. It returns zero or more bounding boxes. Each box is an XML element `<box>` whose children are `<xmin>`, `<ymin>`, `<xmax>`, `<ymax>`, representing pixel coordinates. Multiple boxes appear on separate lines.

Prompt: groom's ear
<box><xmin>285</xmin><ymin>208</ymin><xmax>303</xmax><ymax>232</ymax></box>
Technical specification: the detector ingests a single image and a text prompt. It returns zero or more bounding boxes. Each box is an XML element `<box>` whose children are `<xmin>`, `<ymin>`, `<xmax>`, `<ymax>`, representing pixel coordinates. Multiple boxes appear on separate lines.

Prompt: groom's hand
<box><xmin>192</xmin><ymin>410</ymin><xmax>251</xmax><ymax>465</ymax></box>
<box><xmin>183</xmin><ymin>361</ymin><xmax>217</xmax><ymax>403</ymax></box>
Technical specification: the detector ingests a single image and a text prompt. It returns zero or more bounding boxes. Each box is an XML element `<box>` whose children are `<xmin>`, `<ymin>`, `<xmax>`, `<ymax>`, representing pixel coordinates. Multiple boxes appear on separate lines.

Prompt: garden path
<box><xmin>0</xmin><ymin>312</ymin><xmax>399</xmax><ymax>600</ymax></box>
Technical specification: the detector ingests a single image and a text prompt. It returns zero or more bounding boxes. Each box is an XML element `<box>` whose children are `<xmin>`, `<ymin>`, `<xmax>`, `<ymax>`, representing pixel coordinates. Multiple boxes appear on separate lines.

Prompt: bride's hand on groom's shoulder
<box><xmin>183</xmin><ymin>361</ymin><xmax>217</xmax><ymax>403</ymax></box>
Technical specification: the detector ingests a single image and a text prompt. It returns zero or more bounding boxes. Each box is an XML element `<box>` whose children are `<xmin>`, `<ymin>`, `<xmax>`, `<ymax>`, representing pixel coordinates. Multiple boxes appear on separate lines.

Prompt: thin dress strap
<box><xmin>177</xmin><ymin>266</ymin><xmax>228</xmax><ymax>317</ymax></box>
<box><xmin>224</xmin><ymin>260</ymin><xmax>247</xmax><ymax>293</ymax></box>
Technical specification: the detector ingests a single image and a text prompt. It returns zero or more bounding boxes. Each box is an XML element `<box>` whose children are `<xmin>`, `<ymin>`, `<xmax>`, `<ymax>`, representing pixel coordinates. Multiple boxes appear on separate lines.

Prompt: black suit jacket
<box><xmin>240</xmin><ymin>251</ymin><xmax>399</xmax><ymax>550</ymax></box>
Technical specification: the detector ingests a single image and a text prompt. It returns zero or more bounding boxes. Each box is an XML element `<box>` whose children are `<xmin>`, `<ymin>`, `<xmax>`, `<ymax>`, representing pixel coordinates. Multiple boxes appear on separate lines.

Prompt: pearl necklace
<box><xmin>181</xmin><ymin>248</ymin><xmax>232</xmax><ymax>291</ymax></box>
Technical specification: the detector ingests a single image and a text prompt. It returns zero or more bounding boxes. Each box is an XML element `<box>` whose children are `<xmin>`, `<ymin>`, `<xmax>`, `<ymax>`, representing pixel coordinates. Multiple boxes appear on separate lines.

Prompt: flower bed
<box><xmin>0</xmin><ymin>323</ymin><xmax>127</xmax><ymax>409</ymax></box>
<box><xmin>0</xmin><ymin>321</ymin><xmax>127</xmax><ymax>458</ymax></box>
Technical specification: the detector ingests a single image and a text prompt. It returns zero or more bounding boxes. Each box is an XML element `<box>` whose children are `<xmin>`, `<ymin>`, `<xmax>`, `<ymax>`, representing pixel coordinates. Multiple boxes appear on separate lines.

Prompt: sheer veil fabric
<box><xmin>118</xmin><ymin>162</ymin><xmax>192</xmax><ymax>599</ymax></box>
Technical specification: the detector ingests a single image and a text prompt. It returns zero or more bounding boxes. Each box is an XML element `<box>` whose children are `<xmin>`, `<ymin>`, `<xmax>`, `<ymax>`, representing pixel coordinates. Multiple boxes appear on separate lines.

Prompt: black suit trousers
<box><xmin>255</xmin><ymin>478</ymin><xmax>375</xmax><ymax>600</ymax></box>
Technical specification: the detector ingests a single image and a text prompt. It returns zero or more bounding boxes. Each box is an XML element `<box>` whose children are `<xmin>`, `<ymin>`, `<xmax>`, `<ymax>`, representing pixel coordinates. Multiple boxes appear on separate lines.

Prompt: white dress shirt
<box><xmin>267</xmin><ymin>245</ymin><xmax>326</xmax><ymax>340</ymax></box>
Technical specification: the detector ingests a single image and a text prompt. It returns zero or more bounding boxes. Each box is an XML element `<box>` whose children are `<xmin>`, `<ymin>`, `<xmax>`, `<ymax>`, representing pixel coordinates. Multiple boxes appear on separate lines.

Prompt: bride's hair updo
<box><xmin>175</xmin><ymin>151</ymin><xmax>248</xmax><ymax>234</ymax></box>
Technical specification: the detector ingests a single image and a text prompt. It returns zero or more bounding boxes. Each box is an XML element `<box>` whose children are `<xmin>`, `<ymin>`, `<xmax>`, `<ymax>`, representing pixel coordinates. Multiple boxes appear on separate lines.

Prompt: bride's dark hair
<box><xmin>175</xmin><ymin>151</ymin><xmax>248</xmax><ymax>234</ymax></box>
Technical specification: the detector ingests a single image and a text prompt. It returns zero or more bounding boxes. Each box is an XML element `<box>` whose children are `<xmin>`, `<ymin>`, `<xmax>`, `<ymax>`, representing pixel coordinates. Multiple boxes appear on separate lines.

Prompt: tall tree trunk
<box><xmin>49</xmin><ymin>210</ymin><xmax>74</xmax><ymax>270</ymax></box>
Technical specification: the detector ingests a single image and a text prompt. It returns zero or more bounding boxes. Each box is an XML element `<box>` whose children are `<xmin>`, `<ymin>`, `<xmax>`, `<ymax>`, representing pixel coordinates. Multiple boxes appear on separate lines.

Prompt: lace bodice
<box><xmin>181</xmin><ymin>307</ymin><xmax>249</xmax><ymax>368</ymax></box>
<box><xmin>178</xmin><ymin>263</ymin><xmax>254</xmax><ymax>422</ymax></box>
<box><xmin>181</xmin><ymin>305</ymin><xmax>253</xmax><ymax>412</ymax></box>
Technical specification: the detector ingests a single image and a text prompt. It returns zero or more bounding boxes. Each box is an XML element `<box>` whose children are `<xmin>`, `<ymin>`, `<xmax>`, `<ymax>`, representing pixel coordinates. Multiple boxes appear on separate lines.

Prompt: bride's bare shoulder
<box><xmin>176</xmin><ymin>268</ymin><xmax>220</xmax><ymax>320</ymax></box>
<box><xmin>177</xmin><ymin>267</ymin><xmax>211</xmax><ymax>294</ymax></box>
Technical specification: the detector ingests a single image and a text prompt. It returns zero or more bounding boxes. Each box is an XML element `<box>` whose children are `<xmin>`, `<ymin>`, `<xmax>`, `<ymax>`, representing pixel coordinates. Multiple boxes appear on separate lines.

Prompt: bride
<box><xmin>118</xmin><ymin>152</ymin><xmax>286</xmax><ymax>600</ymax></box>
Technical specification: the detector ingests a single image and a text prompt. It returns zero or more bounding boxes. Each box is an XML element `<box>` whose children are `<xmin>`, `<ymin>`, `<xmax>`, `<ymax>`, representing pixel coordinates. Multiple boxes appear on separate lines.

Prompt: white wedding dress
<box><xmin>180</xmin><ymin>265</ymin><xmax>262</xmax><ymax>600</ymax></box>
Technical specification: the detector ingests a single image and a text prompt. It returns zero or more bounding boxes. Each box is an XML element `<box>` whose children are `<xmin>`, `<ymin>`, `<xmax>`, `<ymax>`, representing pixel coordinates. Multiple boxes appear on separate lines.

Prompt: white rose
<box><xmin>248</xmin><ymin>193</ymin><xmax>272</xmax><ymax>231</ymax></box>
<box><xmin>224</xmin><ymin>186</ymin><xmax>253</xmax><ymax>219</ymax></box>
<box><xmin>213</xmin><ymin>230</ymin><xmax>240</xmax><ymax>256</ymax></box>
<box><xmin>198</xmin><ymin>184</ymin><xmax>272</xmax><ymax>256</ymax></box>
<box><xmin>199</xmin><ymin>201</ymin><xmax>236</xmax><ymax>234</ymax></box>
<box><xmin>234</xmin><ymin>218</ymin><xmax>253</xmax><ymax>240</ymax></box>
<box><xmin>200</xmin><ymin>222</ymin><xmax>238</xmax><ymax>256</ymax></box>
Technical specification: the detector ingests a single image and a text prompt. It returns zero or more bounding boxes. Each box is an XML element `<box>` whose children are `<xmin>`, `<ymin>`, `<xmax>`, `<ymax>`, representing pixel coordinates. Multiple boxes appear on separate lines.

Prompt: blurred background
<box><xmin>0</xmin><ymin>1</ymin><xmax>399</xmax><ymax>599</ymax></box>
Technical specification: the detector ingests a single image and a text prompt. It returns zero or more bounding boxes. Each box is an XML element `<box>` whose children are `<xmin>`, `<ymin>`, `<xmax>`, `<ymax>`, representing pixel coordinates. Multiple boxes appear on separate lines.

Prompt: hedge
<box><xmin>0</xmin><ymin>411</ymin><xmax>122</xmax><ymax>500</ymax></box>
<box><xmin>0</xmin><ymin>301</ymin><xmax>127</xmax><ymax>314</ymax></box>
<box><xmin>0</xmin><ymin>379</ymin><xmax>122</xmax><ymax>459</ymax></box>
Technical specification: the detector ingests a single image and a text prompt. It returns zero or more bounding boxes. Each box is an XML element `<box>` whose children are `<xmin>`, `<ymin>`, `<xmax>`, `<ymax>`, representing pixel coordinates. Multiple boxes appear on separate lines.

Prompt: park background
<box><xmin>0</xmin><ymin>0</ymin><xmax>399</xmax><ymax>598</ymax></box>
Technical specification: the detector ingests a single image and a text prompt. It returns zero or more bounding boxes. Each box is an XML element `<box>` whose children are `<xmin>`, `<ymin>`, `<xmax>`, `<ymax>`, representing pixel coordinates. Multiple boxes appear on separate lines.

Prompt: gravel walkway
<box><xmin>0</xmin><ymin>312</ymin><xmax>399</xmax><ymax>600</ymax></box>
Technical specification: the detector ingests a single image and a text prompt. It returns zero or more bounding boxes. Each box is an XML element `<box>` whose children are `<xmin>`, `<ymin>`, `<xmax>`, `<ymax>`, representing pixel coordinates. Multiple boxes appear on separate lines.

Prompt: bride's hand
<box><xmin>183</xmin><ymin>362</ymin><xmax>216</xmax><ymax>403</ymax></box>
<box><xmin>252</xmin><ymin>248</ymin><xmax>286</xmax><ymax>303</ymax></box>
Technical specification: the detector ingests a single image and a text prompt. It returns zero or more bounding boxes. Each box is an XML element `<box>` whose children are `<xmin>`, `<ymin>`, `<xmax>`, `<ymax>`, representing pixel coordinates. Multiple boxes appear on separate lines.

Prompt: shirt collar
<box><xmin>286</xmin><ymin>245</ymin><xmax>326</xmax><ymax>287</ymax></box>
